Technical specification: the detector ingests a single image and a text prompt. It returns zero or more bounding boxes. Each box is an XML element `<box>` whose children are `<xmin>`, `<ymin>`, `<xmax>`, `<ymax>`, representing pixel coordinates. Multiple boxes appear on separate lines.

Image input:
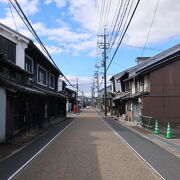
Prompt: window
<box><xmin>127</xmin><ymin>101</ymin><xmax>132</xmax><ymax>111</ymax></box>
<box><xmin>25</xmin><ymin>56</ymin><xmax>33</xmax><ymax>73</ymax></box>
<box><xmin>0</xmin><ymin>35</ymin><xmax>16</xmax><ymax>62</ymax></box>
<box><xmin>125</xmin><ymin>81</ymin><xmax>132</xmax><ymax>92</ymax></box>
<box><xmin>49</xmin><ymin>73</ymin><xmax>55</xmax><ymax>89</ymax></box>
<box><xmin>37</xmin><ymin>65</ymin><xmax>47</xmax><ymax>86</ymax></box>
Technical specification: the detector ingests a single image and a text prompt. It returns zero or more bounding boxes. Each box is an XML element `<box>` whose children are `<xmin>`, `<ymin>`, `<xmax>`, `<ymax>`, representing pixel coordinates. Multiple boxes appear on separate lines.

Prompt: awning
<box><xmin>0</xmin><ymin>77</ymin><xmax>45</xmax><ymax>95</ymax></box>
<box><xmin>32</xmin><ymin>85</ymin><xmax>68</xmax><ymax>99</ymax></box>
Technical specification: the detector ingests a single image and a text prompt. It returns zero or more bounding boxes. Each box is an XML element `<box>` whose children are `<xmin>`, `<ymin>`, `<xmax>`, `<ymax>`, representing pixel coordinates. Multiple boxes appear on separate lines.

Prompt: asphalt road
<box><xmin>100</xmin><ymin>113</ymin><xmax>180</xmax><ymax>180</ymax></box>
<box><xmin>0</xmin><ymin>118</ymin><xmax>74</xmax><ymax>180</ymax></box>
<box><xmin>11</xmin><ymin>109</ymin><xmax>161</xmax><ymax>180</ymax></box>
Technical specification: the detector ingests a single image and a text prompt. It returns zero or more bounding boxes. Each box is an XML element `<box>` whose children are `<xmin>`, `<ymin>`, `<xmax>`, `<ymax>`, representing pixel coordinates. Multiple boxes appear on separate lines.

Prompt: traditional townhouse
<box><xmin>0</xmin><ymin>23</ymin><xmax>66</xmax><ymax>143</ymax></box>
<box><xmin>111</xmin><ymin>44</ymin><xmax>180</xmax><ymax>127</ymax></box>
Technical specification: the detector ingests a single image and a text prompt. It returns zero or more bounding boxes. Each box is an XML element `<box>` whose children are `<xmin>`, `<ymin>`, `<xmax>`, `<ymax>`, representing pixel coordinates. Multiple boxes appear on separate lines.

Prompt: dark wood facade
<box><xmin>142</xmin><ymin>59</ymin><xmax>180</xmax><ymax>127</ymax></box>
<box><xmin>0</xmin><ymin>26</ymin><xmax>67</xmax><ymax>143</ymax></box>
<box><xmin>111</xmin><ymin>44</ymin><xmax>180</xmax><ymax>127</ymax></box>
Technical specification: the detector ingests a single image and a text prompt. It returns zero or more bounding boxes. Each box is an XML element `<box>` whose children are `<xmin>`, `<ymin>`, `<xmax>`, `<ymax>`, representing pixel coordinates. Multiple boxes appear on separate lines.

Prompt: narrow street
<box><xmin>12</xmin><ymin>109</ymin><xmax>160</xmax><ymax>180</ymax></box>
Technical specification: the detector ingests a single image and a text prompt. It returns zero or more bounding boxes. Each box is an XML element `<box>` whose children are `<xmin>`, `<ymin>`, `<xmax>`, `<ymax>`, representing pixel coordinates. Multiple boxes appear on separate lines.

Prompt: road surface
<box><xmin>12</xmin><ymin>109</ymin><xmax>161</xmax><ymax>180</ymax></box>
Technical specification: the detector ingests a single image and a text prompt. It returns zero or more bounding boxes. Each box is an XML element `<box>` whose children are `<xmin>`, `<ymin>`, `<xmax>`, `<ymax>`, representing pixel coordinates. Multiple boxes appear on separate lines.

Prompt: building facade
<box><xmin>111</xmin><ymin>44</ymin><xmax>180</xmax><ymax>127</ymax></box>
<box><xmin>0</xmin><ymin>23</ymin><xmax>67</xmax><ymax>143</ymax></box>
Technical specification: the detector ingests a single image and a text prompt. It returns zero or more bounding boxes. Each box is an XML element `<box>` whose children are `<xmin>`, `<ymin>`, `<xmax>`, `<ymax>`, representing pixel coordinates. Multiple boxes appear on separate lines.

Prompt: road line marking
<box><xmin>100</xmin><ymin>117</ymin><xmax>166</xmax><ymax>180</ymax></box>
<box><xmin>8</xmin><ymin>118</ymin><xmax>77</xmax><ymax>180</ymax></box>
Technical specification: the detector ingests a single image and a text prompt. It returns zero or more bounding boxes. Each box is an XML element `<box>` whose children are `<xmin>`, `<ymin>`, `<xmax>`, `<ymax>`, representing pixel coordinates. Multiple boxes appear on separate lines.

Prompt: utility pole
<box><xmin>94</xmin><ymin>65</ymin><xmax>99</xmax><ymax>109</ymax></box>
<box><xmin>91</xmin><ymin>86</ymin><xmax>93</xmax><ymax>107</ymax></box>
<box><xmin>97</xmin><ymin>27</ymin><xmax>109</xmax><ymax>116</ymax></box>
<box><xmin>76</xmin><ymin>78</ymin><xmax>78</xmax><ymax>112</ymax></box>
<box><xmin>92</xmin><ymin>79</ymin><xmax>95</xmax><ymax>107</ymax></box>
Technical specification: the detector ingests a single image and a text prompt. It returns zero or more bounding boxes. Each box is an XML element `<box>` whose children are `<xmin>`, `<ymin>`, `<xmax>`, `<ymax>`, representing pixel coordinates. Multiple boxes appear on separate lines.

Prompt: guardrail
<box><xmin>134</xmin><ymin>115</ymin><xmax>154</xmax><ymax>131</ymax></box>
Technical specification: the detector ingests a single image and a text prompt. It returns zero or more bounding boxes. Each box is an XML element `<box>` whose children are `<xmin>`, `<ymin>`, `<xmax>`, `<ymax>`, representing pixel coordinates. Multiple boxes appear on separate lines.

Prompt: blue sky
<box><xmin>0</xmin><ymin>0</ymin><xmax>180</xmax><ymax>96</ymax></box>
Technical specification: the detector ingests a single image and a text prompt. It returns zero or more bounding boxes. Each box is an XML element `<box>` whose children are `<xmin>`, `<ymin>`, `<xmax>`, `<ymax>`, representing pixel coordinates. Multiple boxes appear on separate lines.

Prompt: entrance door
<box><xmin>6</xmin><ymin>94</ymin><xmax>15</xmax><ymax>143</ymax></box>
<box><xmin>132</xmin><ymin>101</ymin><xmax>141</xmax><ymax>123</ymax></box>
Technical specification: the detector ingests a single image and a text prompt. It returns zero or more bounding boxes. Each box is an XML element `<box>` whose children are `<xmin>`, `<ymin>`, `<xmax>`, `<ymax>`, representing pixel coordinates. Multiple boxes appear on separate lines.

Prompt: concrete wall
<box><xmin>0</xmin><ymin>88</ymin><xmax>6</xmax><ymax>143</ymax></box>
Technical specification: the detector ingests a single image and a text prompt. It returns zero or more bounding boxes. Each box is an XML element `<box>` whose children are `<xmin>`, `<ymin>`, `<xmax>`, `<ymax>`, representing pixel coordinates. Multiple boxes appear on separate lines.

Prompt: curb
<box><xmin>108</xmin><ymin>115</ymin><xmax>180</xmax><ymax>152</ymax></box>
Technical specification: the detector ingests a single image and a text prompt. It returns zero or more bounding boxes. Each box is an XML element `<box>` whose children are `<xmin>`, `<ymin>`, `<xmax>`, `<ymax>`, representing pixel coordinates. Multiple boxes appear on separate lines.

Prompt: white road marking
<box><xmin>100</xmin><ymin>116</ymin><xmax>166</xmax><ymax>180</ymax></box>
<box><xmin>8</xmin><ymin>118</ymin><xmax>77</xmax><ymax>180</ymax></box>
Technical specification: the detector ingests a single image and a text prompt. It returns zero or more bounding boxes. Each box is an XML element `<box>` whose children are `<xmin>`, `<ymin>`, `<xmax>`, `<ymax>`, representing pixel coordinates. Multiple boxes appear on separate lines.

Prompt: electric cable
<box><xmin>141</xmin><ymin>0</ymin><xmax>160</xmax><ymax>56</ymax></box>
<box><xmin>8</xmin><ymin>0</ymin><xmax>75</xmax><ymax>88</ymax></box>
<box><xmin>106</xmin><ymin>0</ymin><xmax>141</xmax><ymax>71</ymax></box>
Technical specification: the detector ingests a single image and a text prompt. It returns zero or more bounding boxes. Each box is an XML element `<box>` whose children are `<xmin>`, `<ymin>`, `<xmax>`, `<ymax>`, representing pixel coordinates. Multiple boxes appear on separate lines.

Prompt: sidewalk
<box><xmin>109</xmin><ymin>114</ymin><xmax>180</xmax><ymax>158</ymax></box>
<box><xmin>0</xmin><ymin>113</ymin><xmax>79</xmax><ymax>162</ymax></box>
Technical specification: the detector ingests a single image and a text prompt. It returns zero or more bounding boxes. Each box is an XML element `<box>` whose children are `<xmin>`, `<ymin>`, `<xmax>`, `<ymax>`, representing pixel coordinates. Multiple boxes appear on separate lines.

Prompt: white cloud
<box><xmin>32</xmin><ymin>22</ymin><xmax>90</xmax><ymax>42</ymax></box>
<box><xmin>62</xmin><ymin>75</ymin><xmax>93</xmax><ymax>97</ymax></box>
<box><xmin>61</xmin><ymin>74</ymin><xmax>111</xmax><ymax>97</ymax></box>
<box><xmin>18</xmin><ymin>0</ymin><xmax>39</xmax><ymax>16</ymax></box>
<box><xmin>0</xmin><ymin>0</ymin><xmax>6</xmax><ymax>3</ymax></box>
<box><xmin>125</xmin><ymin>0</ymin><xmax>180</xmax><ymax>46</ymax></box>
<box><xmin>46</xmin><ymin>45</ymin><xmax>63</xmax><ymax>54</ymax></box>
<box><xmin>2</xmin><ymin>0</ymin><xmax>40</xmax><ymax>16</ymax></box>
<box><xmin>0</xmin><ymin>0</ymin><xmax>39</xmax><ymax>38</ymax></box>
<box><xmin>31</xmin><ymin>22</ymin><xmax>96</xmax><ymax>55</ymax></box>
<box><xmin>45</xmin><ymin>0</ymin><xmax>66</xmax><ymax>8</ymax></box>
<box><xmin>1</xmin><ymin>0</ymin><xmax>180</xmax><ymax>57</ymax></box>
<box><xmin>68</xmin><ymin>0</ymin><xmax>99</xmax><ymax>32</ymax></box>
<box><xmin>68</xmin><ymin>38</ymin><xmax>96</xmax><ymax>51</ymax></box>
<box><xmin>66</xmin><ymin>0</ymin><xmax>180</xmax><ymax>47</ymax></box>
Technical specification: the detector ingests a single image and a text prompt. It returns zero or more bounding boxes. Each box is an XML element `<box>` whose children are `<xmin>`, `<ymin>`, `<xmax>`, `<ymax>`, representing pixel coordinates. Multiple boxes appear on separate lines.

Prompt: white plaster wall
<box><xmin>144</xmin><ymin>75</ymin><xmax>150</xmax><ymax>92</ymax></box>
<box><xmin>132</xmin><ymin>80</ymin><xmax>136</xmax><ymax>94</ymax></box>
<box><xmin>58</xmin><ymin>79</ymin><xmax>63</xmax><ymax>91</ymax></box>
<box><xmin>0</xmin><ymin>25</ymin><xmax>29</xmax><ymax>69</ymax></box>
<box><xmin>111</xmin><ymin>81</ymin><xmax>114</xmax><ymax>93</ymax></box>
<box><xmin>16</xmin><ymin>41</ymin><xmax>28</xmax><ymax>69</ymax></box>
<box><xmin>114</xmin><ymin>77</ymin><xmax>121</xmax><ymax>92</ymax></box>
<box><xmin>0</xmin><ymin>88</ymin><xmax>6</xmax><ymax>143</ymax></box>
<box><xmin>0</xmin><ymin>28</ymin><xmax>17</xmax><ymax>43</ymax></box>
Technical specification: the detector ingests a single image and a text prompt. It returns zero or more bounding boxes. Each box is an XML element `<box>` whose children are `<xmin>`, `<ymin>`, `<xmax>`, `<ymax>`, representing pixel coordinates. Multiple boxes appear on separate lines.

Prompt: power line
<box><xmin>107</xmin><ymin>0</ymin><xmax>141</xmax><ymax>71</ymax></box>
<box><xmin>7</xmin><ymin>1</ymin><xmax>18</xmax><ymax>33</ymax></box>
<box><xmin>107</xmin><ymin>0</ymin><xmax>121</xmax><ymax>34</ymax></box>
<box><xmin>10</xmin><ymin>0</ymin><xmax>58</xmax><ymax>67</ymax></box>
<box><xmin>108</xmin><ymin>0</ymin><xmax>133</xmax><ymax>55</ymax></box>
<box><xmin>104</xmin><ymin>0</ymin><xmax>112</xmax><ymax>28</ymax></box>
<box><xmin>141</xmin><ymin>0</ymin><xmax>160</xmax><ymax>56</ymax></box>
<box><xmin>121</xmin><ymin>43</ymin><xmax>164</xmax><ymax>51</ymax></box>
<box><xmin>107</xmin><ymin>0</ymin><xmax>124</xmax><ymax>44</ymax></box>
<box><xmin>98</xmin><ymin>0</ymin><xmax>105</xmax><ymax>35</ymax></box>
<box><xmin>8</xmin><ymin>0</ymin><xmax>75</xmax><ymax>88</ymax></box>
